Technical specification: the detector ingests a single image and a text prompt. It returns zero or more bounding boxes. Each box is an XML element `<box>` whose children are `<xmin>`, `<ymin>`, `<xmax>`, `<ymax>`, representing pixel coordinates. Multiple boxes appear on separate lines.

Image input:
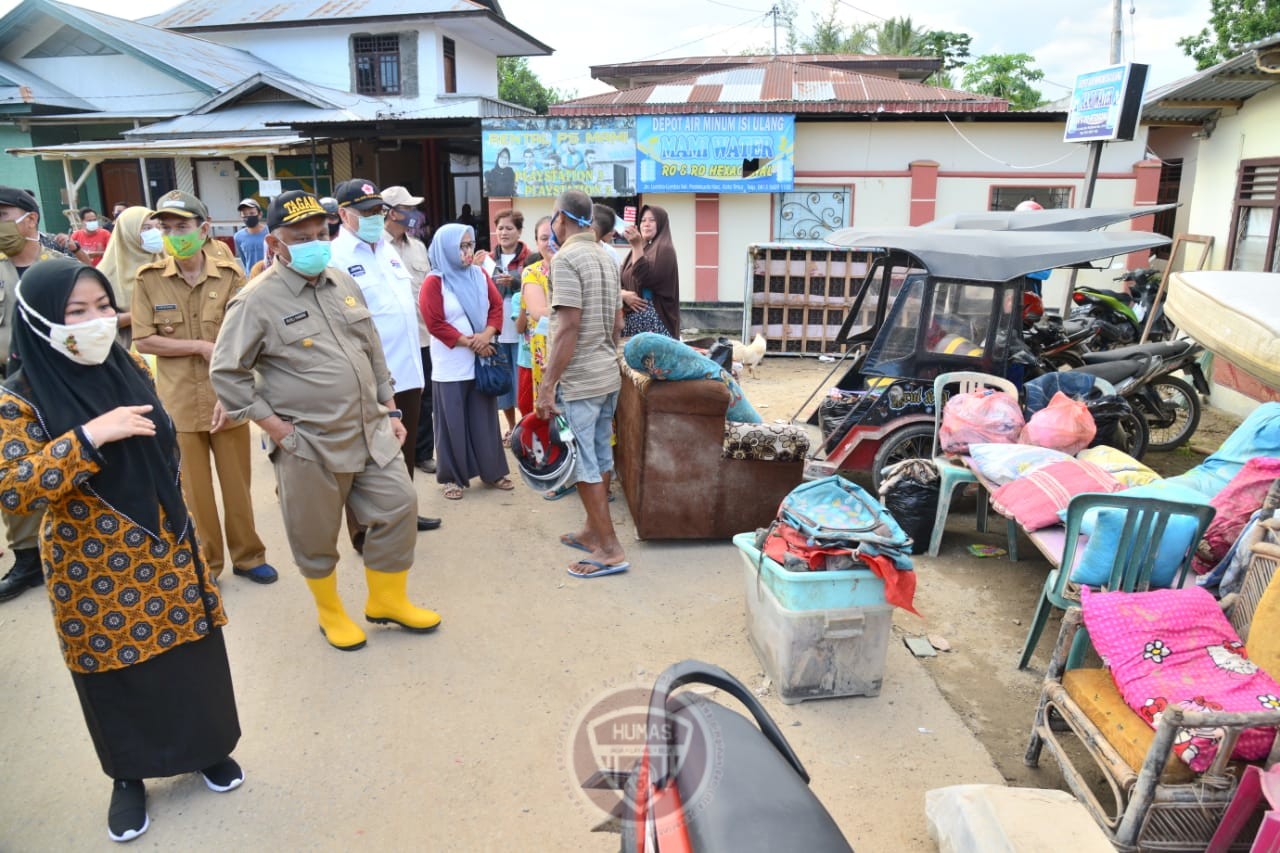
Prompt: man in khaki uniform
<box><xmin>0</xmin><ymin>186</ymin><xmax>77</xmax><ymax>602</ymax></box>
<box><xmin>134</xmin><ymin>190</ymin><xmax>276</xmax><ymax>584</ymax></box>
<box><xmin>210</xmin><ymin>190</ymin><xmax>441</xmax><ymax>651</ymax></box>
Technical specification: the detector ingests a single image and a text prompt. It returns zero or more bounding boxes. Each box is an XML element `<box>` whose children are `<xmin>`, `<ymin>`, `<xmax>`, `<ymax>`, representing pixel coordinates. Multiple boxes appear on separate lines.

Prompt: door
<box><xmin>193</xmin><ymin>159</ymin><xmax>244</xmax><ymax>236</ymax></box>
<box><xmin>98</xmin><ymin>161</ymin><xmax>143</xmax><ymax>211</ymax></box>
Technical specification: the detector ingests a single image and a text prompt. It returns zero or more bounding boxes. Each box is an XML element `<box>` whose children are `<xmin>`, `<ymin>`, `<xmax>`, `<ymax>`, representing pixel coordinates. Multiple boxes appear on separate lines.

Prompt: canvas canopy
<box><xmin>920</xmin><ymin>204</ymin><xmax>1177</xmax><ymax>233</ymax></box>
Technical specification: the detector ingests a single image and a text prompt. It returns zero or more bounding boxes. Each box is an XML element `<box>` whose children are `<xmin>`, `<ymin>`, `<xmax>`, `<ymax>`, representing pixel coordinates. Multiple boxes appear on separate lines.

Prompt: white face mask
<box><xmin>140</xmin><ymin>228</ymin><xmax>164</xmax><ymax>253</ymax></box>
<box><xmin>15</xmin><ymin>285</ymin><xmax>119</xmax><ymax>366</ymax></box>
<box><xmin>84</xmin><ymin>220</ymin><xmax>100</xmax><ymax>232</ymax></box>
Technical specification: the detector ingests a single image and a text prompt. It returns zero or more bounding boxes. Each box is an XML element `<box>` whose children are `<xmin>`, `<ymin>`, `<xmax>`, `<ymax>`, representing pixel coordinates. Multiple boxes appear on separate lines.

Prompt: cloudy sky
<box><xmin>6</xmin><ymin>0</ymin><xmax>1213</xmax><ymax>100</ymax></box>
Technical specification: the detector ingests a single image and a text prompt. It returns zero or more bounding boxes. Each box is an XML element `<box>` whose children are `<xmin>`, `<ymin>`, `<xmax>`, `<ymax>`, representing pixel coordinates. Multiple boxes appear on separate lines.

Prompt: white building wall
<box><xmin>1146</xmin><ymin>126</ymin><xmax>1200</xmax><ymax>240</ymax></box>
<box><xmin>440</xmin><ymin>28</ymin><xmax>498</xmax><ymax>94</ymax></box>
<box><xmin>717</xmin><ymin>194</ymin><xmax>771</xmax><ymax>303</ymax></box>
<box><xmin>1185</xmin><ymin>86</ymin><xmax>1280</xmax><ymax>270</ymax></box>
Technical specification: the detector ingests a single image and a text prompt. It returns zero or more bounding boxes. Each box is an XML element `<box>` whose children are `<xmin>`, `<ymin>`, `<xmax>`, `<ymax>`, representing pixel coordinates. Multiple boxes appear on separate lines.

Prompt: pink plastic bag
<box><xmin>1021</xmin><ymin>391</ymin><xmax>1096</xmax><ymax>455</ymax></box>
<box><xmin>939</xmin><ymin>389</ymin><xmax>1025</xmax><ymax>454</ymax></box>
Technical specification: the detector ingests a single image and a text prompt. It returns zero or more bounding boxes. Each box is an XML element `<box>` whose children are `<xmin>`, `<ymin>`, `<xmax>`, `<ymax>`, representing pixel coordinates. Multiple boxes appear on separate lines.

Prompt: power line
<box><xmin>703</xmin><ymin>0</ymin><xmax>771</xmax><ymax>11</ymax></box>
<box><xmin>834</xmin><ymin>0</ymin><xmax>887</xmax><ymax>22</ymax></box>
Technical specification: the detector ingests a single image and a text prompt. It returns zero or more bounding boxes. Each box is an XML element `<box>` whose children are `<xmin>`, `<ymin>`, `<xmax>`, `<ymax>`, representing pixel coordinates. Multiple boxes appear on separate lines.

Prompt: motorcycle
<box><xmin>1023</xmin><ymin>312</ymin><xmax>1100</xmax><ymax>369</ymax></box>
<box><xmin>1070</xmin><ymin>268</ymin><xmax>1173</xmax><ymax>349</ymax></box>
<box><xmin>1075</xmin><ymin>338</ymin><xmax>1208</xmax><ymax>451</ymax></box>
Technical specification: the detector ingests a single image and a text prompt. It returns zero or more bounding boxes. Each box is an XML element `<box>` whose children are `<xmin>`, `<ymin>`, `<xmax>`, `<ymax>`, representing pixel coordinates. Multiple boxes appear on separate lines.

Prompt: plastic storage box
<box><xmin>735</xmin><ymin>535</ymin><xmax>892</xmax><ymax>704</ymax></box>
<box><xmin>732</xmin><ymin>532</ymin><xmax>885</xmax><ymax>610</ymax></box>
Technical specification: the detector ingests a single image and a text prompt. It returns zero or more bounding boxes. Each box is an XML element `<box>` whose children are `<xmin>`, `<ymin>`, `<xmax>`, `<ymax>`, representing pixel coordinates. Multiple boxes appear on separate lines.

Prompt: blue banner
<box><xmin>635</xmin><ymin>114</ymin><xmax>795</xmax><ymax>194</ymax></box>
<box><xmin>1064</xmin><ymin>64</ymin><xmax>1145</xmax><ymax>143</ymax></box>
<box><xmin>481</xmin><ymin>117</ymin><xmax>636</xmax><ymax>198</ymax></box>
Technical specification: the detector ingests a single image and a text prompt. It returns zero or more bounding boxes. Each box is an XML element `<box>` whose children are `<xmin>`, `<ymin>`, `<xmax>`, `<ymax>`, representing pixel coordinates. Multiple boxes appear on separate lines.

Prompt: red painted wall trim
<box><xmin>1127</xmin><ymin>159</ymin><xmax>1163</xmax><ymax>270</ymax></box>
<box><xmin>694</xmin><ymin>193</ymin><xmax>719</xmax><ymax>301</ymax></box>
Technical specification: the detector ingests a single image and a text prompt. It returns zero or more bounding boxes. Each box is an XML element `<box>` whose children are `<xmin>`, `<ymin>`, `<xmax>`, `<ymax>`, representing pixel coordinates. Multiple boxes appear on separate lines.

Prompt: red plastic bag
<box><xmin>939</xmin><ymin>389</ymin><xmax>1024</xmax><ymax>454</ymax></box>
<box><xmin>1021</xmin><ymin>391</ymin><xmax>1097</xmax><ymax>455</ymax></box>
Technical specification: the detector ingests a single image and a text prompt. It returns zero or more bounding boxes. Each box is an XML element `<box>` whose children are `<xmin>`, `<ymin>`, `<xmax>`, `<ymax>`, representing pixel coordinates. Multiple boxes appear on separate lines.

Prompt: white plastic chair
<box><xmin>926</xmin><ymin>371</ymin><xmax>1019</xmax><ymax>557</ymax></box>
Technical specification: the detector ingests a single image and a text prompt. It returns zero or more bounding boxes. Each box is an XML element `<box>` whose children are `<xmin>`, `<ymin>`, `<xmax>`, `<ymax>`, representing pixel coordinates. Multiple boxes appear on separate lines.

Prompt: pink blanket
<box><xmin>1082</xmin><ymin>586</ymin><xmax>1280</xmax><ymax>772</ymax></box>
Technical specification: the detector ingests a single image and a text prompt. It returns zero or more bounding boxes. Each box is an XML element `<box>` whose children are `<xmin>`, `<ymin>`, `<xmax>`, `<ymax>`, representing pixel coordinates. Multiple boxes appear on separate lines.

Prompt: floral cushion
<box><xmin>1082</xmin><ymin>586</ymin><xmax>1280</xmax><ymax>772</ymax></box>
<box><xmin>724</xmin><ymin>421</ymin><xmax>810</xmax><ymax>462</ymax></box>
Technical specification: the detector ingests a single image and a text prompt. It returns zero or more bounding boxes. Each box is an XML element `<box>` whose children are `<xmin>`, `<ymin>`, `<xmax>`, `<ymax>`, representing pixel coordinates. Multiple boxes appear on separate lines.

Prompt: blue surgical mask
<box><xmin>140</xmin><ymin>229</ymin><xmax>164</xmax><ymax>254</ymax></box>
<box><xmin>286</xmin><ymin>240</ymin><xmax>332</xmax><ymax>277</ymax></box>
<box><xmin>357</xmin><ymin>213</ymin><xmax>385</xmax><ymax>243</ymax></box>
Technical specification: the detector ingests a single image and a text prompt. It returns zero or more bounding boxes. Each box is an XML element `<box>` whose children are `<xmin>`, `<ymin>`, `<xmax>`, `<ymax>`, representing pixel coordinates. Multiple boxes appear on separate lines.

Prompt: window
<box><xmin>353</xmin><ymin>34</ymin><xmax>401</xmax><ymax>95</ymax></box>
<box><xmin>773</xmin><ymin>187</ymin><xmax>851</xmax><ymax>240</ymax></box>
<box><xmin>988</xmin><ymin>186</ymin><xmax>1072</xmax><ymax>211</ymax></box>
<box><xmin>442</xmin><ymin>37</ymin><xmax>457</xmax><ymax>94</ymax></box>
<box><xmin>25</xmin><ymin>26</ymin><xmax>120</xmax><ymax>58</ymax></box>
<box><xmin>1228</xmin><ymin>158</ymin><xmax>1280</xmax><ymax>272</ymax></box>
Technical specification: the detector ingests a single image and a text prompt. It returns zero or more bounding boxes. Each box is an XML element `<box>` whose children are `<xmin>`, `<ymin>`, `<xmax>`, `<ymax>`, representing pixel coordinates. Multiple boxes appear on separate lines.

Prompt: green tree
<box><xmin>498</xmin><ymin>57</ymin><xmax>562</xmax><ymax>114</ymax></box>
<box><xmin>961</xmin><ymin>53</ymin><xmax>1046</xmax><ymax>109</ymax></box>
<box><xmin>798</xmin><ymin>0</ymin><xmax>875</xmax><ymax>53</ymax></box>
<box><xmin>920</xmin><ymin>30</ymin><xmax>972</xmax><ymax>72</ymax></box>
<box><xmin>1178</xmin><ymin>0</ymin><xmax>1280</xmax><ymax>70</ymax></box>
<box><xmin>875</xmin><ymin>16</ymin><xmax>925</xmax><ymax>56</ymax></box>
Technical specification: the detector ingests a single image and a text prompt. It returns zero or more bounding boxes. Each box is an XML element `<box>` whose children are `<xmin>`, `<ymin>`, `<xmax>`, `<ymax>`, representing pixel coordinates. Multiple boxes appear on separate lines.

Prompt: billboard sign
<box><xmin>1064</xmin><ymin>63</ymin><xmax>1149</xmax><ymax>143</ymax></box>
<box><xmin>480</xmin><ymin>117</ymin><xmax>636</xmax><ymax>198</ymax></box>
<box><xmin>635</xmin><ymin>114</ymin><xmax>795</xmax><ymax>193</ymax></box>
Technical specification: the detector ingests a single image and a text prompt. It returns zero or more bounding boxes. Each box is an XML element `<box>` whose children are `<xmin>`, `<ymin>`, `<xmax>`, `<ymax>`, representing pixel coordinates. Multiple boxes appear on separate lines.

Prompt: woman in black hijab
<box><xmin>1</xmin><ymin>256</ymin><xmax>243</xmax><ymax>843</ymax></box>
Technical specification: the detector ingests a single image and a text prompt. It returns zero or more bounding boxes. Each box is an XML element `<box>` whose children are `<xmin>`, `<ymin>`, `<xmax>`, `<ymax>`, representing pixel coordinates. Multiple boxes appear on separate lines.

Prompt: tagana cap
<box><xmin>267</xmin><ymin>190</ymin><xmax>327</xmax><ymax>230</ymax></box>
<box><xmin>335</xmin><ymin>178</ymin><xmax>385</xmax><ymax>212</ymax></box>
<box><xmin>237</xmin><ymin>197</ymin><xmax>262</xmax><ymax>212</ymax></box>
<box><xmin>381</xmin><ymin>186</ymin><xmax>424</xmax><ymax>208</ymax></box>
<box><xmin>154</xmin><ymin>190</ymin><xmax>209</xmax><ymax>220</ymax></box>
<box><xmin>0</xmin><ymin>186</ymin><xmax>39</xmax><ymax>214</ymax></box>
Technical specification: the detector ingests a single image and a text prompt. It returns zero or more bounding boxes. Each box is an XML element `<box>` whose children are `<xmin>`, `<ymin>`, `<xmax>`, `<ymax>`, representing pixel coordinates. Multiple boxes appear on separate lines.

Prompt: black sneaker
<box><xmin>0</xmin><ymin>548</ymin><xmax>43</xmax><ymax>603</ymax></box>
<box><xmin>107</xmin><ymin>779</ymin><xmax>148</xmax><ymax>843</ymax></box>
<box><xmin>201</xmin><ymin>756</ymin><xmax>244</xmax><ymax>792</ymax></box>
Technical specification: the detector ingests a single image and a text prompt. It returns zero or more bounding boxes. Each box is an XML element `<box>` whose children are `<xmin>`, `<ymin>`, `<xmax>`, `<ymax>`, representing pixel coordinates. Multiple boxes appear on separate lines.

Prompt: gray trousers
<box><xmin>273</xmin><ymin>448</ymin><xmax>417</xmax><ymax>579</ymax></box>
<box><xmin>3</xmin><ymin>508</ymin><xmax>40</xmax><ymax>551</ymax></box>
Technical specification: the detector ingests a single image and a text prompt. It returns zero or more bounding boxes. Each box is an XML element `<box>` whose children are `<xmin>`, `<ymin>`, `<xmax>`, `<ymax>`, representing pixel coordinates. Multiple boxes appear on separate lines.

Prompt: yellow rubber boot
<box><xmin>364</xmin><ymin>569</ymin><xmax>441</xmax><ymax>633</ymax></box>
<box><xmin>304</xmin><ymin>574</ymin><xmax>367</xmax><ymax>651</ymax></box>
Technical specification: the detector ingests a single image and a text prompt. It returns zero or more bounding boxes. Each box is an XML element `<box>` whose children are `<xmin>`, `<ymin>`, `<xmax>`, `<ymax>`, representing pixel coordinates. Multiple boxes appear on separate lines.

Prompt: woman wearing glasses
<box><xmin>419</xmin><ymin>224</ymin><xmax>512</xmax><ymax>500</ymax></box>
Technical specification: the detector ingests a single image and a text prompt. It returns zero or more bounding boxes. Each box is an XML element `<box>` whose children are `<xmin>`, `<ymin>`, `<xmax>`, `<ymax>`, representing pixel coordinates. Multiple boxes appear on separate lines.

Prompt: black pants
<box><xmin>415</xmin><ymin>346</ymin><xmax>435</xmax><ymax>464</ymax></box>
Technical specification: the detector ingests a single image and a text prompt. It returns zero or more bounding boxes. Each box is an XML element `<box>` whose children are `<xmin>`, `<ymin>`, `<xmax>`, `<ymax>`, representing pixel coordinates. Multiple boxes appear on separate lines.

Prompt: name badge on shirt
<box><xmin>389</xmin><ymin>259</ymin><xmax>402</xmax><ymax>269</ymax></box>
<box><xmin>282</xmin><ymin>310</ymin><xmax>309</xmax><ymax>325</ymax></box>
<box><xmin>347</xmin><ymin>264</ymin><xmax>366</xmax><ymax>277</ymax></box>
<box><xmin>154</xmin><ymin>303</ymin><xmax>178</xmax><ymax>311</ymax></box>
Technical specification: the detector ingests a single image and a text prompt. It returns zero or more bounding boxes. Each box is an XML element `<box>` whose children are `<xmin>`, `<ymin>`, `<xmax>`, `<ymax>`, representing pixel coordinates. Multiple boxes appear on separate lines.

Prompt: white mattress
<box><xmin>1165</xmin><ymin>270</ymin><xmax>1280</xmax><ymax>390</ymax></box>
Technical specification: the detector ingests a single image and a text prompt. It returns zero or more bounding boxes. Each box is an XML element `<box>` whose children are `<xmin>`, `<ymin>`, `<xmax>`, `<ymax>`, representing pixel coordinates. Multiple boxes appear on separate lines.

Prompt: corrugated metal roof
<box><xmin>6</xmin><ymin>134</ymin><xmax>310</xmax><ymax>159</ymax></box>
<box><xmin>1143</xmin><ymin>33</ymin><xmax>1280</xmax><ymax>124</ymax></box>
<box><xmin>144</xmin><ymin>0</ymin><xmax>479</xmax><ymax>28</ymax></box>
<box><xmin>125</xmin><ymin>102</ymin><xmax>383</xmax><ymax>138</ymax></box>
<box><xmin>0</xmin><ymin>57</ymin><xmax>95</xmax><ymax>111</ymax></box>
<box><xmin>551</xmin><ymin>58</ymin><xmax>1007</xmax><ymax>117</ymax></box>
<box><xmin>591</xmin><ymin>53</ymin><xmax>942</xmax><ymax>86</ymax></box>
<box><xmin>271</xmin><ymin>94</ymin><xmax>532</xmax><ymax>127</ymax></box>
<box><xmin>38</xmin><ymin>0</ymin><xmax>286</xmax><ymax>92</ymax></box>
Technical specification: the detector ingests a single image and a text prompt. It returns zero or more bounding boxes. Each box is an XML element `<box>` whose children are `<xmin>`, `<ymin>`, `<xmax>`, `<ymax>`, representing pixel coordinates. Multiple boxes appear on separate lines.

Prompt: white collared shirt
<box><xmin>329</xmin><ymin>227</ymin><xmax>425</xmax><ymax>393</ymax></box>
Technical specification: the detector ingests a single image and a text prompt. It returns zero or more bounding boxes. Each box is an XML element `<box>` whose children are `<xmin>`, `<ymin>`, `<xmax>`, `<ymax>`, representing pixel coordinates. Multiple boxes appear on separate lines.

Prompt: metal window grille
<box><xmin>774</xmin><ymin>188</ymin><xmax>851</xmax><ymax>241</ymax></box>
<box><xmin>354</xmin><ymin>35</ymin><xmax>401</xmax><ymax>95</ymax></box>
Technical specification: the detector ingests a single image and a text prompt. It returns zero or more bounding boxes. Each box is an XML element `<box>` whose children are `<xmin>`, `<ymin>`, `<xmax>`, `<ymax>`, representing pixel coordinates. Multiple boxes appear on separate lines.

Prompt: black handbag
<box><xmin>604</xmin><ymin>660</ymin><xmax>854</xmax><ymax>852</ymax></box>
<box><xmin>475</xmin><ymin>346</ymin><xmax>512</xmax><ymax>397</ymax></box>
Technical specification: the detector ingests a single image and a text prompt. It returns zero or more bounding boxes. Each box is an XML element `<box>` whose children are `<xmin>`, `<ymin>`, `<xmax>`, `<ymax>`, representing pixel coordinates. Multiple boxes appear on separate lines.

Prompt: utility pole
<box><xmin>1065</xmin><ymin>0</ymin><xmax>1127</xmax><ymax>312</ymax></box>
<box><xmin>770</xmin><ymin>4</ymin><xmax>781</xmax><ymax>56</ymax></box>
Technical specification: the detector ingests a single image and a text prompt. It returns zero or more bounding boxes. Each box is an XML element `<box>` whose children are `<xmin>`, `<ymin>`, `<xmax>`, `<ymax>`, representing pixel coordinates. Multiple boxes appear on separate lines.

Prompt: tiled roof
<box><xmin>552</xmin><ymin>59</ymin><xmax>1007</xmax><ymax>117</ymax></box>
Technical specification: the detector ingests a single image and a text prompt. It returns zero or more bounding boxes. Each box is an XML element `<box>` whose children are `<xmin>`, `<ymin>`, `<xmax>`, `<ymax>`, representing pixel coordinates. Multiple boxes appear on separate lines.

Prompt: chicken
<box><xmin>730</xmin><ymin>333</ymin><xmax>767</xmax><ymax>379</ymax></box>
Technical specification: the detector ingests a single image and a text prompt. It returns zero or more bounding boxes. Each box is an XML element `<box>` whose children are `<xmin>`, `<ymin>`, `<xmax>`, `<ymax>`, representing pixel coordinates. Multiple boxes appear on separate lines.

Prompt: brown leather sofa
<box><xmin>614</xmin><ymin>370</ymin><xmax>806</xmax><ymax>540</ymax></box>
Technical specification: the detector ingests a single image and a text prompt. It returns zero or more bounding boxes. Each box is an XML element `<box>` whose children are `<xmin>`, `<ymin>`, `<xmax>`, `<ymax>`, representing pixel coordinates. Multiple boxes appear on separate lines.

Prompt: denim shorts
<box><xmin>561</xmin><ymin>391</ymin><xmax>618</xmax><ymax>485</ymax></box>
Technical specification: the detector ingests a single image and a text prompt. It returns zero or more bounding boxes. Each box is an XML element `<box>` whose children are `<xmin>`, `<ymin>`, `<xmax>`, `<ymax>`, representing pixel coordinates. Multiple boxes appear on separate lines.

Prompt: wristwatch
<box><xmin>388</xmin><ymin>409</ymin><xmax>403</xmax><ymax>419</ymax></box>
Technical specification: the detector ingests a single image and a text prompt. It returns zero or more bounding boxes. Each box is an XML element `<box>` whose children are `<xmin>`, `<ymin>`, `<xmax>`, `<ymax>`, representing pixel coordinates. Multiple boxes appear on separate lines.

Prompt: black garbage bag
<box><xmin>1087</xmin><ymin>394</ymin><xmax>1131</xmax><ymax>448</ymax></box>
<box><xmin>819</xmin><ymin>392</ymin><xmax>858</xmax><ymax>441</ymax></box>
<box><xmin>707</xmin><ymin>337</ymin><xmax>734</xmax><ymax>371</ymax></box>
<box><xmin>878</xmin><ymin>459</ymin><xmax>940</xmax><ymax>556</ymax></box>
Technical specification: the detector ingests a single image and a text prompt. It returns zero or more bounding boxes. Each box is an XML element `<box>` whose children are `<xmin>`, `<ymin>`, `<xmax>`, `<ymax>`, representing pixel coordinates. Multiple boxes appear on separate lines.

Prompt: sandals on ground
<box><xmin>486</xmin><ymin>476</ymin><xmax>515</xmax><ymax>491</ymax></box>
<box><xmin>442</xmin><ymin>483</ymin><xmax>464</xmax><ymax>500</ymax></box>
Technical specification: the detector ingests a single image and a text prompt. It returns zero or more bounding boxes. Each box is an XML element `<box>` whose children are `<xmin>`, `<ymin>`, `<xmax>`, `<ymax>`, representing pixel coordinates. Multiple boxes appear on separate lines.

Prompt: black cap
<box><xmin>266</xmin><ymin>190</ymin><xmax>328</xmax><ymax>230</ymax></box>
<box><xmin>0</xmin><ymin>186</ymin><xmax>39</xmax><ymax>214</ymax></box>
<box><xmin>334</xmin><ymin>178</ymin><xmax>385</xmax><ymax>212</ymax></box>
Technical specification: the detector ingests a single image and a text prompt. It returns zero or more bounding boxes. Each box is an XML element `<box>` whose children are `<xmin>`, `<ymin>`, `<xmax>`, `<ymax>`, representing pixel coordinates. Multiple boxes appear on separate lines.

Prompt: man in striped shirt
<box><xmin>536</xmin><ymin>190</ymin><xmax>627</xmax><ymax>579</ymax></box>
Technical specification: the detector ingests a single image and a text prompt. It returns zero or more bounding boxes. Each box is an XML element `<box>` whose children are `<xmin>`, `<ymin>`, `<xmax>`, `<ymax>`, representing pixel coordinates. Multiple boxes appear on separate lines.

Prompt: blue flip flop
<box><xmin>560</xmin><ymin>534</ymin><xmax>592</xmax><ymax>554</ymax></box>
<box><xmin>568</xmin><ymin>560</ymin><xmax>629</xmax><ymax>579</ymax></box>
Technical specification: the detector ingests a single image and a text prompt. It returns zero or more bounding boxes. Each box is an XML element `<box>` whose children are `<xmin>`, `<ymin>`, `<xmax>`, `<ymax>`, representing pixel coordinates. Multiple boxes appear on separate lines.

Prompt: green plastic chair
<box><xmin>1016</xmin><ymin>493</ymin><xmax>1217</xmax><ymax>670</ymax></box>
<box><xmin>926</xmin><ymin>371</ymin><xmax>1019</xmax><ymax>557</ymax></box>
